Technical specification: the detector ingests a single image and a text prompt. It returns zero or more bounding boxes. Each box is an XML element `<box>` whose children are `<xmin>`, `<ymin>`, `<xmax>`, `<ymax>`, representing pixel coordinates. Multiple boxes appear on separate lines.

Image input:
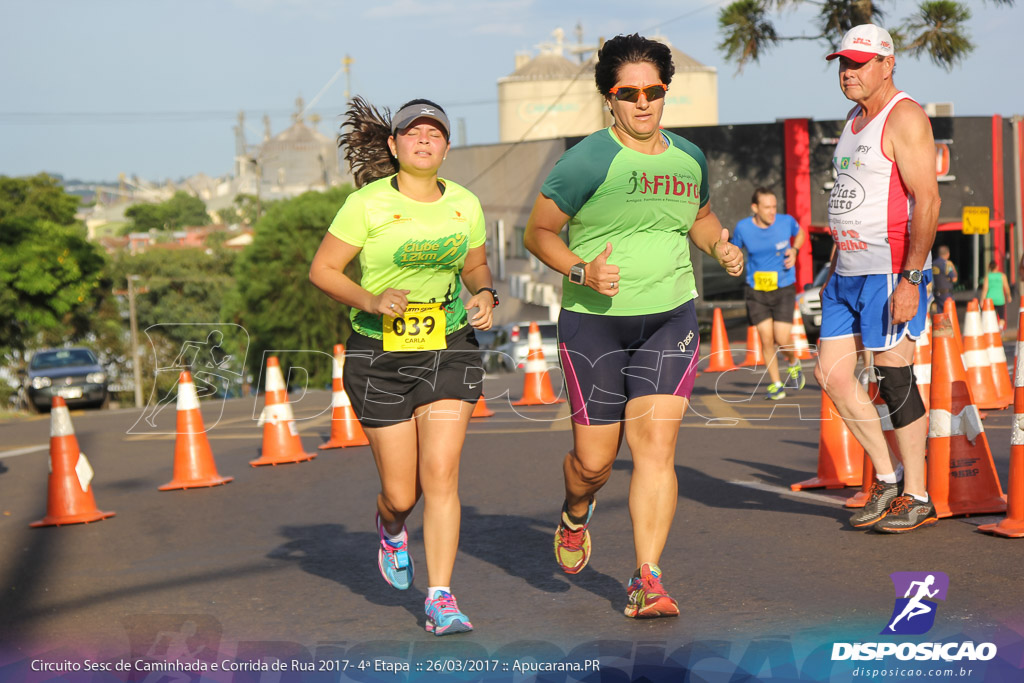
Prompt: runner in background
<box><xmin>730</xmin><ymin>187</ymin><xmax>806</xmax><ymax>400</ymax></box>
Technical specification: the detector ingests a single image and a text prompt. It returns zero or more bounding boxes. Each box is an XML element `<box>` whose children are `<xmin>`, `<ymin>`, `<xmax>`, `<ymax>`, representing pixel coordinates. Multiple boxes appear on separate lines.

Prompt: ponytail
<box><xmin>339</xmin><ymin>96</ymin><xmax>397</xmax><ymax>188</ymax></box>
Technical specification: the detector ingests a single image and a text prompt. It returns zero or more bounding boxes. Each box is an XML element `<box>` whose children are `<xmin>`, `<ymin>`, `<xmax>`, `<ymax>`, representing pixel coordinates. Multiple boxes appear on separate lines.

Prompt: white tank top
<box><xmin>828</xmin><ymin>92</ymin><xmax>931</xmax><ymax>275</ymax></box>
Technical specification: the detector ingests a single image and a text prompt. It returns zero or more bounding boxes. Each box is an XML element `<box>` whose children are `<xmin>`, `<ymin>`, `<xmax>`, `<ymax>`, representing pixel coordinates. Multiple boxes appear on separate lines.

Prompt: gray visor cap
<box><xmin>390</xmin><ymin>103</ymin><xmax>450</xmax><ymax>138</ymax></box>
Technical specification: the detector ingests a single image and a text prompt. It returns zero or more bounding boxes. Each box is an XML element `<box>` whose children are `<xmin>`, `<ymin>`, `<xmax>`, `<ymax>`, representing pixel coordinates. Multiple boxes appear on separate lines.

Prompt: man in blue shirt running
<box><xmin>731</xmin><ymin>188</ymin><xmax>806</xmax><ymax>399</ymax></box>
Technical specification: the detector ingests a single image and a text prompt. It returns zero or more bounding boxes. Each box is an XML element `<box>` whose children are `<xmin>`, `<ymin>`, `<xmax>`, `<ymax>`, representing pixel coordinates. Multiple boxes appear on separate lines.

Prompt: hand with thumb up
<box><xmin>713</xmin><ymin>228</ymin><xmax>744</xmax><ymax>277</ymax></box>
<box><xmin>582</xmin><ymin>242</ymin><xmax>620</xmax><ymax>296</ymax></box>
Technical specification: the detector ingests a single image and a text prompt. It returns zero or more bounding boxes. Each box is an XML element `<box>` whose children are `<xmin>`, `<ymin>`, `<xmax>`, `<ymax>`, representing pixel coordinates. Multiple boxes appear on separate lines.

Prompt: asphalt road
<box><xmin>1</xmin><ymin>357</ymin><xmax>1023</xmax><ymax>682</ymax></box>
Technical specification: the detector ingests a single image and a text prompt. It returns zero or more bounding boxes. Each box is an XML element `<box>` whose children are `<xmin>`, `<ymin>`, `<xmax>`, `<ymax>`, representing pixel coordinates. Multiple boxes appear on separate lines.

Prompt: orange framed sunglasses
<box><xmin>608</xmin><ymin>83</ymin><xmax>668</xmax><ymax>102</ymax></box>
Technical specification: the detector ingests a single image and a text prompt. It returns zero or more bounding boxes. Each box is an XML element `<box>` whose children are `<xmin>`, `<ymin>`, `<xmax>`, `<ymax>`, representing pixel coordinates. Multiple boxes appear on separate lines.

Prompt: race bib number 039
<box><xmin>383</xmin><ymin>303</ymin><xmax>446</xmax><ymax>352</ymax></box>
<box><xmin>753</xmin><ymin>271</ymin><xmax>778</xmax><ymax>292</ymax></box>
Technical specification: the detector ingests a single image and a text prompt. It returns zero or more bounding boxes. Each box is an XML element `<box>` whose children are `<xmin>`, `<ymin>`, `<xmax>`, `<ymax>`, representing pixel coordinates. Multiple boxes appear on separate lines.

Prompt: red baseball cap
<box><xmin>826</xmin><ymin>24</ymin><xmax>895</xmax><ymax>63</ymax></box>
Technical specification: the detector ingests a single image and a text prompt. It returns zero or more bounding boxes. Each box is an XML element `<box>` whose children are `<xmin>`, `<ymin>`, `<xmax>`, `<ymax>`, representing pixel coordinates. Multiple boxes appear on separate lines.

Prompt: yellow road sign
<box><xmin>962</xmin><ymin>206</ymin><xmax>990</xmax><ymax>235</ymax></box>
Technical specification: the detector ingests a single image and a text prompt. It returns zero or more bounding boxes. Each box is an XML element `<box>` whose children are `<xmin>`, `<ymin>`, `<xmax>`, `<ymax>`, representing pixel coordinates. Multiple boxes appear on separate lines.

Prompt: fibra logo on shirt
<box><xmin>625</xmin><ymin>171</ymin><xmax>700</xmax><ymax>198</ymax></box>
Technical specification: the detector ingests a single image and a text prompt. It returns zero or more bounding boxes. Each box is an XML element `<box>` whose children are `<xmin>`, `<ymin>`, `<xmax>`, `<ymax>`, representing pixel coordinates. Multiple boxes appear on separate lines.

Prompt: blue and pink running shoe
<box><xmin>376</xmin><ymin>513</ymin><xmax>413</xmax><ymax>590</ymax></box>
<box><xmin>424</xmin><ymin>591</ymin><xmax>473</xmax><ymax>636</ymax></box>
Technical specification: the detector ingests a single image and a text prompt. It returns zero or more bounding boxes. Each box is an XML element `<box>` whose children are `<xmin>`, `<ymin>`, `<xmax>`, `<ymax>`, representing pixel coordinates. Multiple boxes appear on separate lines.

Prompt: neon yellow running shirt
<box><xmin>541</xmin><ymin>127</ymin><xmax>709</xmax><ymax>315</ymax></box>
<box><xmin>328</xmin><ymin>176</ymin><xmax>486</xmax><ymax>339</ymax></box>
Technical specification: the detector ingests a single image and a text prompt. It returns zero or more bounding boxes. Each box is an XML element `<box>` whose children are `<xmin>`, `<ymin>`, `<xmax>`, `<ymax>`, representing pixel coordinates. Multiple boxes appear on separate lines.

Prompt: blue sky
<box><xmin>2</xmin><ymin>0</ymin><xmax>1021</xmax><ymax>182</ymax></box>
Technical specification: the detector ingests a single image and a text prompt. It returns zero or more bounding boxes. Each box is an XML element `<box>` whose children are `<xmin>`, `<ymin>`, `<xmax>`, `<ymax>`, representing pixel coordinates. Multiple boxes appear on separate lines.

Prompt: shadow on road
<box><xmin>459</xmin><ymin>506</ymin><xmax>623</xmax><ymax>610</ymax></box>
<box><xmin>267</xmin><ymin>524</ymin><xmax>427</xmax><ymax>623</ymax></box>
<box><xmin>609</xmin><ymin>460</ymin><xmax>844</xmax><ymax>523</ymax></box>
<box><xmin>269</xmin><ymin>509</ymin><xmax>625</xmax><ymax>616</ymax></box>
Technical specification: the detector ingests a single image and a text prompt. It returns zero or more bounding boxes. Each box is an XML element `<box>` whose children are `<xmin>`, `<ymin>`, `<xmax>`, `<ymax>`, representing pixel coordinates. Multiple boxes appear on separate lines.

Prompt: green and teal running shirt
<box><xmin>328</xmin><ymin>176</ymin><xmax>487</xmax><ymax>339</ymax></box>
<box><xmin>541</xmin><ymin>127</ymin><xmax>709</xmax><ymax>315</ymax></box>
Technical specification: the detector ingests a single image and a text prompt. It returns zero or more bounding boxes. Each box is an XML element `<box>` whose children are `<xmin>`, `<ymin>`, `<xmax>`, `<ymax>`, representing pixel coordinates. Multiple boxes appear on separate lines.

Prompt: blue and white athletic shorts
<box><xmin>819</xmin><ymin>272</ymin><xmax>932</xmax><ymax>351</ymax></box>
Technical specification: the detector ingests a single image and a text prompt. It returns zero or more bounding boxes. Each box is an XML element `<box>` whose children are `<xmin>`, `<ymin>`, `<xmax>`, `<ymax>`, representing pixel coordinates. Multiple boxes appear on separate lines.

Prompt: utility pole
<box><xmin>343</xmin><ymin>54</ymin><xmax>354</xmax><ymax>101</ymax></box>
<box><xmin>123</xmin><ymin>274</ymin><xmax>145</xmax><ymax>409</ymax></box>
<box><xmin>1013</xmin><ymin>116</ymin><xmax>1023</xmax><ymax>298</ymax></box>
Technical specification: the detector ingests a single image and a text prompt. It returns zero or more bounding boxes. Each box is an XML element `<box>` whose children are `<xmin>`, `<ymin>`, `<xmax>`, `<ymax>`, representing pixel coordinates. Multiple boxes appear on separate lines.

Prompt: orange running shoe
<box><xmin>624</xmin><ymin>563</ymin><xmax>679</xmax><ymax>619</ymax></box>
<box><xmin>553</xmin><ymin>499</ymin><xmax>594</xmax><ymax>574</ymax></box>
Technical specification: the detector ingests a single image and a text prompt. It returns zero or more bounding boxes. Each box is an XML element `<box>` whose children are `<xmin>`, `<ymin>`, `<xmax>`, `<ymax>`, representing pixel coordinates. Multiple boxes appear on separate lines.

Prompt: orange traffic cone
<box><xmin>705</xmin><ymin>308</ymin><xmax>736</xmax><ymax>372</ymax></box>
<box><xmin>979</xmin><ymin>307</ymin><xmax>1024</xmax><ymax>537</ymax></box>
<box><xmin>962</xmin><ymin>300</ymin><xmax>1009</xmax><ymax>410</ymax></box>
<box><xmin>319</xmin><ymin>344</ymin><xmax>369</xmax><ymax>449</ymax></box>
<box><xmin>981</xmin><ymin>298</ymin><xmax>1013</xmax><ymax>406</ymax></box>
<box><xmin>513</xmin><ymin>322</ymin><xmax>564</xmax><ymax>405</ymax></box>
<box><xmin>845</xmin><ymin>454</ymin><xmax>877</xmax><ymax>508</ymax></box>
<box><xmin>926</xmin><ymin>313</ymin><xmax>1006</xmax><ymax>518</ymax></box>
<box><xmin>738</xmin><ymin>326</ymin><xmax>765</xmax><ymax>367</ymax></box>
<box><xmin>791</xmin><ymin>304</ymin><xmax>814</xmax><ymax>360</ymax></box>
<box><xmin>913</xmin><ymin>316</ymin><xmax>932</xmax><ymax>411</ymax></box>
<box><xmin>159</xmin><ymin>371</ymin><xmax>233</xmax><ymax>490</ymax></box>
<box><xmin>31</xmin><ymin>397</ymin><xmax>115</xmax><ymax>527</ymax></box>
<box><xmin>471</xmin><ymin>396</ymin><xmax>495</xmax><ymax>417</ymax></box>
<box><xmin>791</xmin><ymin>391</ymin><xmax>864</xmax><ymax>490</ymax></box>
<box><xmin>250</xmin><ymin>357</ymin><xmax>316</xmax><ymax>466</ymax></box>
<box><xmin>943</xmin><ymin>297</ymin><xmax>962</xmax><ymax>351</ymax></box>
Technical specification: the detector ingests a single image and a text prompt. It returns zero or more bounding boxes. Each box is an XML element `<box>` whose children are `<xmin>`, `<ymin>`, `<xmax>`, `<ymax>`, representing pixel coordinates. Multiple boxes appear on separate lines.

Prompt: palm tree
<box><xmin>718</xmin><ymin>0</ymin><xmax>1015</xmax><ymax>72</ymax></box>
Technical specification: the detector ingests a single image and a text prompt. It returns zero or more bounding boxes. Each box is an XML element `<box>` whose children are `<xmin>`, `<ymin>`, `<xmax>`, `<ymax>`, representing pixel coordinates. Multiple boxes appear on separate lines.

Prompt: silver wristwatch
<box><xmin>568</xmin><ymin>262</ymin><xmax>587</xmax><ymax>285</ymax></box>
<box><xmin>902</xmin><ymin>269</ymin><xmax>923</xmax><ymax>285</ymax></box>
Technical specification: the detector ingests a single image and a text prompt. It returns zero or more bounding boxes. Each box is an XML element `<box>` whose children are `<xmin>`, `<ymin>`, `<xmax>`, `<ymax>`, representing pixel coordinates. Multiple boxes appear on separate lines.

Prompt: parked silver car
<box><xmin>22</xmin><ymin>347</ymin><xmax>109</xmax><ymax>412</ymax></box>
<box><xmin>489</xmin><ymin>321</ymin><xmax>559</xmax><ymax>372</ymax></box>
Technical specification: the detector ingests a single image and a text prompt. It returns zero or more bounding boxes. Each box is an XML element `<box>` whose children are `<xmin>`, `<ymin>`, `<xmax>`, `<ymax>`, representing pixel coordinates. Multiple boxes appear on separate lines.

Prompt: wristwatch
<box><xmin>477</xmin><ymin>287</ymin><xmax>499</xmax><ymax>307</ymax></box>
<box><xmin>902</xmin><ymin>269</ymin><xmax>924</xmax><ymax>285</ymax></box>
<box><xmin>568</xmin><ymin>262</ymin><xmax>587</xmax><ymax>285</ymax></box>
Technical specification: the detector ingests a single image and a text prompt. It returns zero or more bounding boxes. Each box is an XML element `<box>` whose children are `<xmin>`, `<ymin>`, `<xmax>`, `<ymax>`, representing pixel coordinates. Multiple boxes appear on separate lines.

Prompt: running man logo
<box><xmin>882</xmin><ymin>571</ymin><xmax>949</xmax><ymax>635</ymax></box>
<box><xmin>625</xmin><ymin>170</ymin><xmax>700</xmax><ymax>198</ymax></box>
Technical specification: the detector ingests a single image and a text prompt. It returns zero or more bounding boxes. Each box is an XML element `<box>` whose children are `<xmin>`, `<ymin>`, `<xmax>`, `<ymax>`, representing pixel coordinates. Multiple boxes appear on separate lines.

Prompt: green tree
<box><xmin>123</xmin><ymin>203</ymin><xmax>166</xmax><ymax>232</ymax></box>
<box><xmin>718</xmin><ymin>0</ymin><xmax>1015</xmax><ymax>72</ymax></box>
<box><xmin>226</xmin><ymin>185</ymin><xmax>356</xmax><ymax>389</ymax></box>
<box><xmin>124</xmin><ymin>191</ymin><xmax>210</xmax><ymax>233</ymax></box>
<box><xmin>0</xmin><ymin>174</ymin><xmax>109</xmax><ymax>357</ymax></box>
<box><xmin>234</xmin><ymin>193</ymin><xmax>265</xmax><ymax>225</ymax></box>
<box><xmin>108</xmin><ymin>246</ymin><xmax>241</xmax><ymax>400</ymax></box>
<box><xmin>163</xmin><ymin>191</ymin><xmax>210</xmax><ymax>228</ymax></box>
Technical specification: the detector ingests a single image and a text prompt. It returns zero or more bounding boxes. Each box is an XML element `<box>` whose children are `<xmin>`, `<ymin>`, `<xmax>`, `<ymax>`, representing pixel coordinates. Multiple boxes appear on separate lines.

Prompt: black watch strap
<box><xmin>477</xmin><ymin>287</ymin><xmax>499</xmax><ymax>307</ymax></box>
<box><xmin>902</xmin><ymin>269</ymin><xmax>923</xmax><ymax>285</ymax></box>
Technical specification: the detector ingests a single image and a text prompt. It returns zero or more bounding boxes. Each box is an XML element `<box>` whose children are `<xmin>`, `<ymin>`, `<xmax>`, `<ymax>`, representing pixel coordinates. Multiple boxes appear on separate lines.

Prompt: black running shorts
<box><xmin>342</xmin><ymin>326</ymin><xmax>485</xmax><ymax>429</ymax></box>
<box><xmin>556</xmin><ymin>300</ymin><xmax>700</xmax><ymax>426</ymax></box>
<box><xmin>744</xmin><ymin>283</ymin><xmax>796</xmax><ymax>326</ymax></box>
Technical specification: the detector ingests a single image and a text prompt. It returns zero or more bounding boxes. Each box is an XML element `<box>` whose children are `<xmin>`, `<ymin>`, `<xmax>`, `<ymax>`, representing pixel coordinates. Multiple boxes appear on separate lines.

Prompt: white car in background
<box><xmin>796</xmin><ymin>266</ymin><xmax>830</xmax><ymax>339</ymax></box>
<box><xmin>489</xmin><ymin>321</ymin><xmax>559</xmax><ymax>372</ymax></box>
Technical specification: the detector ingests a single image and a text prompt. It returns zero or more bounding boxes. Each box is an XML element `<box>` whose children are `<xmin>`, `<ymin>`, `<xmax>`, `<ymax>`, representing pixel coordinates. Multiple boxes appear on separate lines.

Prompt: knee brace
<box><xmin>875</xmin><ymin>365</ymin><xmax>927</xmax><ymax>429</ymax></box>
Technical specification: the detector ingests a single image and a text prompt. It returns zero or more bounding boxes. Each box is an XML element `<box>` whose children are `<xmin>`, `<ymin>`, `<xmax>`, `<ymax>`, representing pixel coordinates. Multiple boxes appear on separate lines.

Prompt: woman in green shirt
<box><xmin>981</xmin><ymin>260</ymin><xmax>1011</xmax><ymax>329</ymax></box>
<box><xmin>524</xmin><ymin>34</ymin><xmax>743</xmax><ymax>620</ymax></box>
<box><xmin>310</xmin><ymin>97</ymin><xmax>495</xmax><ymax>636</ymax></box>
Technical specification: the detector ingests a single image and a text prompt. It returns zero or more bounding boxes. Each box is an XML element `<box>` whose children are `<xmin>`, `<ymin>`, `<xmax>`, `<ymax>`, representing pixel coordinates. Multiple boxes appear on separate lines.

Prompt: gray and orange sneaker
<box><xmin>624</xmin><ymin>563</ymin><xmax>679</xmax><ymax>619</ymax></box>
<box><xmin>873</xmin><ymin>495</ymin><xmax>938</xmax><ymax>534</ymax></box>
<box><xmin>554</xmin><ymin>499</ymin><xmax>595</xmax><ymax>574</ymax></box>
<box><xmin>849</xmin><ymin>480</ymin><xmax>900</xmax><ymax>528</ymax></box>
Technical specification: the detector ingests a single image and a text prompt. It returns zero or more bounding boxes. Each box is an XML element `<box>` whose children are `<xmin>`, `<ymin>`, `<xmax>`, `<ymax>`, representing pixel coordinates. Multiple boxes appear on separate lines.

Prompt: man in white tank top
<box><xmin>813</xmin><ymin>24</ymin><xmax>940</xmax><ymax>534</ymax></box>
